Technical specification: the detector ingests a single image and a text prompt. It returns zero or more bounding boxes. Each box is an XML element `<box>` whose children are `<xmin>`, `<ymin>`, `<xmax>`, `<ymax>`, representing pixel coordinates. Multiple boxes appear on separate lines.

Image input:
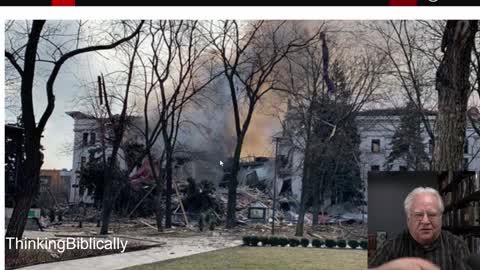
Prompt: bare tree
<box><xmin>139</xmin><ymin>20</ymin><xmax>219</xmax><ymax>229</ymax></box>
<box><xmin>370</xmin><ymin>21</ymin><xmax>480</xmax><ymax>171</ymax></box>
<box><xmin>433</xmin><ymin>20</ymin><xmax>478</xmax><ymax>171</ymax></box>
<box><xmin>369</xmin><ymin>21</ymin><xmax>442</xmax><ymax>150</ymax></box>
<box><xmin>207</xmin><ymin>21</ymin><xmax>320</xmax><ymax>228</ymax></box>
<box><xmin>70</xmin><ymin>20</ymin><xmax>218</xmax><ymax>232</ymax></box>
<box><xmin>4</xmin><ymin>20</ymin><xmax>144</xmax><ymax>259</ymax></box>
<box><xmin>280</xmin><ymin>29</ymin><xmax>386</xmax><ymax>236</ymax></box>
<box><xmin>98</xmin><ymin>24</ymin><xmax>145</xmax><ymax>235</ymax></box>
<box><xmin>467</xmin><ymin>23</ymin><xmax>480</xmax><ymax>139</ymax></box>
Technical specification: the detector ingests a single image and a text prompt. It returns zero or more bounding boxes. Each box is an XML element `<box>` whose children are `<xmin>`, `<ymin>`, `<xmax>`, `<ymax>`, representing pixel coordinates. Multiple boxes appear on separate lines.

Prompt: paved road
<box><xmin>18</xmin><ymin>236</ymin><xmax>242</xmax><ymax>270</ymax></box>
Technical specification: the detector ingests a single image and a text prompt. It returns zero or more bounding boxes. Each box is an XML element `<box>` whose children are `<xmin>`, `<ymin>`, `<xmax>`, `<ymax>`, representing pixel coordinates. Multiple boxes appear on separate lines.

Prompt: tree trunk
<box><xmin>225</xmin><ymin>137</ymin><xmax>243</xmax><ymax>229</ymax></box>
<box><xmin>295</xmin><ymin>98</ymin><xmax>316</xmax><ymax>237</ymax></box>
<box><xmin>5</xmin><ymin>161</ymin><xmax>40</xmax><ymax>238</ymax></box>
<box><xmin>5</xmin><ymin>195</ymin><xmax>36</xmax><ymax>262</ymax></box>
<box><xmin>164</xmin><ymin>150</ymin><xmax>173</xmax><ymax>228</ymax></box>
<box><xmin>295</xmin><ymin>145</ymin><xmax>312</xmax><ymax>237</ymax></box>
<box><xmin>295</xmin><ymin>170</ymin><xmax>310</xmax><ymax>236</ymax></box>
<box><xmin>5</xmin><ymin>140</ymin><xmax>42</xmax><ymax>242</ymax></box>
<box><xmin>6</xmin><ymin>137</ymin><xmax>42</xmax><ymax>257</ymax></box>
<box><xmin>154</xmin><ymin>188</ymin><xmax>163</xmax><ymax>232</ymax></box>
<box><xmin>433</xmin><ymin>20</ymin><xmax>478</xmax><ymax>171</ymax></box>
<box><xmin>100</xmin><ymin>168</ymin><xmax>114</xmax><ymax>235</ymax></box>
<box><xmin>100</xmin><ymin>140</ymin><xmax>122</xmax><ymax>234</ymax></box>
<box><xmin>161</xmin><ymin>122</ymin><xmax>174</xmax><ymax>228</ymax></box>
<box><xmin>311</xmin><ymin>177</ymin><xmax>321</xmax><ymax>227</ymax></box>
<box><xmin>5</xmin><ymin>21</ymin><xmax>45</xmax><ymax>261</ymax></box>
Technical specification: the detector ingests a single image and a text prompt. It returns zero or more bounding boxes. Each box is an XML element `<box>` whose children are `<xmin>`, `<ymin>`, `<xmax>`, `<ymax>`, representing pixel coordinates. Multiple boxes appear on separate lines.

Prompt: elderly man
<box><xmin>369</xmin><ymin>187</ymin><xmax>471</xmax><ymax>270</ymax></box>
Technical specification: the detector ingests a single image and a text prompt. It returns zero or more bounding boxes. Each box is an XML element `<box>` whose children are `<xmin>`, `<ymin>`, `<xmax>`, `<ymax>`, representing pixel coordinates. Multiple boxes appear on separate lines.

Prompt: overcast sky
<box><xmin>11</xmin><ymin>20</ymin><xmax>477</xmax><ymax>170</ymax></box>
<box><xmin>3</xmin><ymin>20</ymin><xmax>390</xmax><ymax>171</ymax></box>
<box><xmin>5</xmin><ymin>46</ymin><xmax>281</xmax><ymax>170</ymax></box>
<box><xmin>6</xmin><ymin>50</ymin><xmax>104</xmax><ymax>170</ymax></box>
<box><xmin>4</xmin><ymin>20</ymin><xmax>386</xmax><ymax>170</ymax></box>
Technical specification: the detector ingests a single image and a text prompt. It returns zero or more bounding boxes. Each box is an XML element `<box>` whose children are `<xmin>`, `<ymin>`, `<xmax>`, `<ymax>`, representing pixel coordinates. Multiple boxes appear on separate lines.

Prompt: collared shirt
<box><xmin>368</xmin><ymin>230</ymin><xmax>471</xmax><ymax>270</ymax></box>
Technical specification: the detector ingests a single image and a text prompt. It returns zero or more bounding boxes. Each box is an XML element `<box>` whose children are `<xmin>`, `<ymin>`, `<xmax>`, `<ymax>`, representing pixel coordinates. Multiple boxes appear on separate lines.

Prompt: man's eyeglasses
<box><xmin>411</xmin><ymin>211</ymin><xmax>441</xmax><ymax>221</ymax></box>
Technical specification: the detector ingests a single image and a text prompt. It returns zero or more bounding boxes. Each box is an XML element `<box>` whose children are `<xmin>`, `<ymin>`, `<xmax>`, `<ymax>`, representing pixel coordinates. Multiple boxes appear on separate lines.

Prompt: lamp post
<box><xmin>272</xmin><ymin>136</ymin><xmax>281</xmax><ymax>235</ymax></box>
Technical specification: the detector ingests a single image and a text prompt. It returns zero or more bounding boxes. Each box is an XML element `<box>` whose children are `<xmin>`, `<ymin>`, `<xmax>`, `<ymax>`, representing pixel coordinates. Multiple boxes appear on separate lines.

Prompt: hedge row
<box><xmin>242</xmin><ymin>236</ymin><xmax>368</xmax><ymax>249</ymax></box>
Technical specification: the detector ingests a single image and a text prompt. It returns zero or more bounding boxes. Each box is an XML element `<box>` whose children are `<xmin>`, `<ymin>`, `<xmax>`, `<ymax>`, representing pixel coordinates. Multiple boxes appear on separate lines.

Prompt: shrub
<box><xmin>337</xmin><ymin>239</ymin><xmax>347</xmax><ymax>248</ymax></box>
<box><xmin>250</xmin><ymin>236</ymin><xmax>260</xmax><ymax>246</ymax></box>
<box><xmin>259</xmin><ymin>236</ymin><xmax>269</xmax><ymax>246</ymax></box>
<box><xmin>270</xmin><ymin>237</ymin><xmax>280</xmax><ymax>247</ymax></box>
<box><xmin>242</xmin><ymin>236</ymin><xmax>251</xmax><ymax>246</ymax></box>
<box><xmin>208</xmin><ymin>222</ymin><xmax>215</xmax><ymax>231</ymax></box>
<box><xmin>348</xmin><ymin>240</ymin><xmax>359</xmax><ymax>249</ymax></box>
<box><xmin>360</xmin><ymin>240</ymin><xmax>368</xmax><ymax>250</ymax></box>
<box><xmin>279</xmin><ymin>237</ymin><xmax>289</xmax><ymax>247</ymax></box>
<box><xmin>289</xmin><ymin>238</ymin><xmax>300</xmax><ymax>247</ymax></box>
<box><xmin>300</xmin><ymin>238</ymin><xmax>310</xmax><ymax>247</ymax></box>
<box><xmin>311</xmin><ymin>239</ymin><xmax>324</xmax><ymax>248</ymax></box>
<box><xmin>325</xmin><ymin>239</ymin><xmax>337</xmax><ymax>248</ymax></box>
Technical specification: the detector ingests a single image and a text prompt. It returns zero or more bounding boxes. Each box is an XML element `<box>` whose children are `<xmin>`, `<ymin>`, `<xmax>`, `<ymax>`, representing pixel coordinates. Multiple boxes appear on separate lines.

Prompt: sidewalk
<box><xmin>18</xmin><ymin>236</ymin><xmax>243</xmax><ymax>270</ymax></box>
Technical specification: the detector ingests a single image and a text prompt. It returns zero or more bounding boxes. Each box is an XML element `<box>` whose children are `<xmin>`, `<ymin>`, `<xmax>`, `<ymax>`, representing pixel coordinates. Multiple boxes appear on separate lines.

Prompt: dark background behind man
<box><xmin>368</xmin><ymin>171</ymin><xmax>437</xmax><ymax>239</ymax></box>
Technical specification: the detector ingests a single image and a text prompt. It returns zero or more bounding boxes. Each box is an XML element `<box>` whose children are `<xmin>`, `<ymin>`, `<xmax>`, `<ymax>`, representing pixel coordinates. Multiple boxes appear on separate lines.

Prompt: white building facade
<box><xmin>67</xmin><ymin>112</ymin><xmax>102</xmax><ymax>204</ymax></box>
<box><xmin>66</xmin><ymin>111</ymin><xmax>138</xmax><ymax>204</ymax></box>
<box><xmin>357</xmin><ymin>109</ymin><xmax>480</xmax><ymax>197</ymax></box>
<box><xmin>278</xmin><ymin>109</ymin><xmax>480</xmax><ymax>206</ymax></box>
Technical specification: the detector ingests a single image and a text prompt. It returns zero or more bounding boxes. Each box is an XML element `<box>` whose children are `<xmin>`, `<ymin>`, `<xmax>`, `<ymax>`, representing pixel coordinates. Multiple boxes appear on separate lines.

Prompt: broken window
<box><xmin>280</xmin><ymin>201</ymin><xmax>290</xmax><ymax>211</ymax></box>
<box><xmin>89</xmin><ymin>151</ymin><xmax>95</xmax><ymax>163</ymax></box>
<box><xmin>464</xmin><ymin>139</ymin><xmax>469</xmax><ymax>154</ymax></box>
<box><xmin>278</xmin><ymin>154</ymin><xmax>288</xmax><ymax>168</ymax></box>
<box><xmin>371</xmin><ymin>139</ymin><xmax>380</xmax><ymax>153</ymax></box>
<box><xmin>90</xmin><ymin>132</ymin><xmax>96</xmax><ymax>145</ymax></box>
<box><xmin>82</xmin><ymin>133</ymin><xmax>89</xmax><ymax>146</ymax></box>
<box><xmin>464</xmin><ymin>158</ymin><xmax>469</xmax><ymax>170</ymax></box>
<box><xmin>399</xmin><ymin>166</ymin><xmax>407</xmax><ymax>172</ymax></box>
<box><xmin>176</xmin><ymin>157</ymin><xmax>186</xmax><ymax>165</ymax></box>
<box><xmin>80</xmin><ymin>157</ymin><xmax>86</xmax><ymax>169</ymax></box>
<box><xmin>246</xmin><ymin>171</ymin><xmax>259</xmax><ymax>187</ymax></box>
<box><xmin>371</xmin><ymin>165</ymin><xmax>380</xmax><ymax>171</ymax></box>
<box><xmin>279</xmin><ymin>179</ymin><xmax>292</xmax><ymax>197</ymax></box>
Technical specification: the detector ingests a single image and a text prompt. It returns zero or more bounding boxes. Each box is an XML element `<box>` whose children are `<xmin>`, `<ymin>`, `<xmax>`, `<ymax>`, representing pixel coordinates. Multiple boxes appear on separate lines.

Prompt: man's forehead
<box><xmin>412</xmin><ymin>208</ymin><xmax>438</xmax><ymax>213</ymax></box>
<box><xmin>411</xmin><ymin>193</ymin><xmax>439</xmax><ymax>208</ymax></box>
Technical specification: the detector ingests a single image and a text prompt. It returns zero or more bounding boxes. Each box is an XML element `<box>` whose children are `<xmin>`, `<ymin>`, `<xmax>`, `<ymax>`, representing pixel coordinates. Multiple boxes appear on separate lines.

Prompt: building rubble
<box><xmin>39</xmin><ymin>176</ymin><xmax>365</xmax><ymax>237</ymax></box>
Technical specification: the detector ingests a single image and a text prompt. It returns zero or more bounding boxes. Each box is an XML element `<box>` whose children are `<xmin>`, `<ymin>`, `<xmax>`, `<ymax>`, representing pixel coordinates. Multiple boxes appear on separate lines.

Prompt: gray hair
<box><xmin>404</xmin><ymin>187</ymin><xmax>444</xmax><ymax>216</ymax></box>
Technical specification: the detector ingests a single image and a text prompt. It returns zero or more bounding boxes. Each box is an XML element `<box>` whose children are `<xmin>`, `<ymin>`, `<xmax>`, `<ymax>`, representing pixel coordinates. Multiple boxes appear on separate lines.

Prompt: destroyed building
<box><xmin>66</xmin><ymin>111</ymin><xmax>228</xmax><ymax>205</ymax></box>
<box><xmin>66</xmin><ymin>103</ymin><xmax>480</xmax><ymax>223</ymax></box>
<box><xmin>235</xmin><ymin>156</ymin><xmax>273</xmax><ymax>187</ymax></box>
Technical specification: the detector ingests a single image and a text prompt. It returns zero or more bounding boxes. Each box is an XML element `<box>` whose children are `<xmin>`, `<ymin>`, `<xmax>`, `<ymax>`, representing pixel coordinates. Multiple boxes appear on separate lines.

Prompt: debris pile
<box><xmin>36</xmin><ymin>172</ymin><xmax>365</xmax><ymax>242</ymax></box>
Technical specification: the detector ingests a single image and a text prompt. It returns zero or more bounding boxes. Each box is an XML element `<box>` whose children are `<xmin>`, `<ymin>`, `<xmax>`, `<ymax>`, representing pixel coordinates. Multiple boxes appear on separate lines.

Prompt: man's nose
<box><xmin>420</xmin><ymin>213</ymin><xmax>431</xmax><ymax>223</ymax></box>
